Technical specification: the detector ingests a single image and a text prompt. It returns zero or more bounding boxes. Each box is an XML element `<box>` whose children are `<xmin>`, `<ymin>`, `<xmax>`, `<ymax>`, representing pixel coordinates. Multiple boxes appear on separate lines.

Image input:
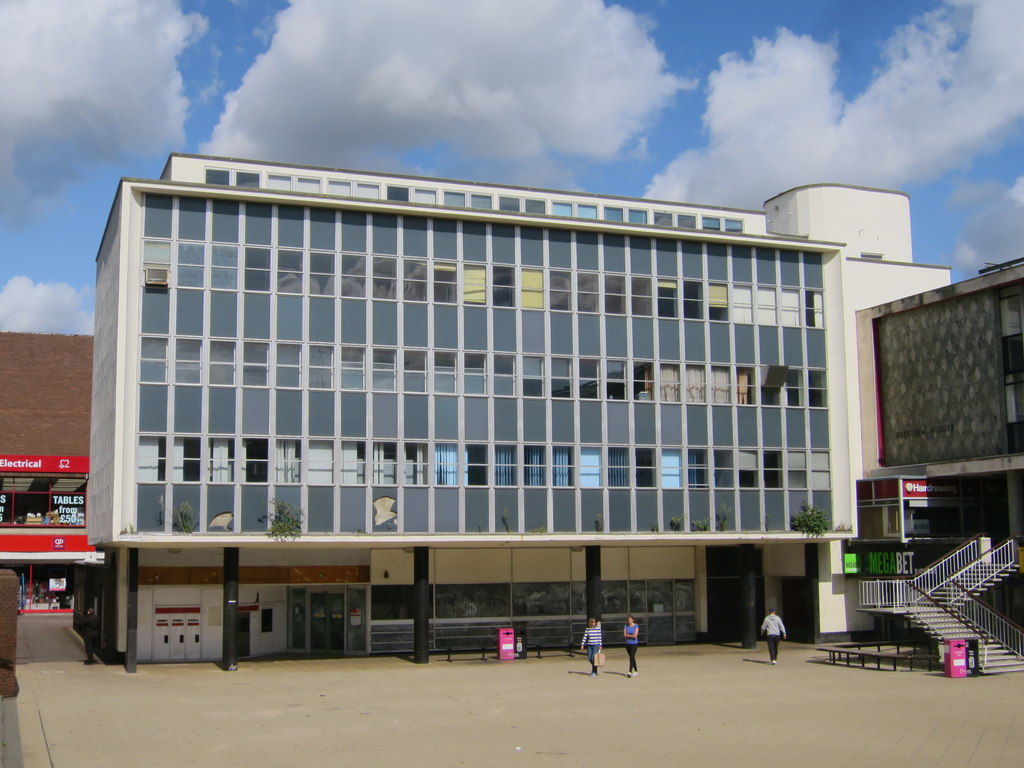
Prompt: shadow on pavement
<box><xmin>17</xmin><ymin>614</ymin><xmax>85</xmax><ymax>664</ymax></box>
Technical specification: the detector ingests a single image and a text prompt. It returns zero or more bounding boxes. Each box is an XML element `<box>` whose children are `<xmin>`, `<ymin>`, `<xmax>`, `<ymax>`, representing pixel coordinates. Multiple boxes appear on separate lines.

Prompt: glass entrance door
<box><xmin>310</xmin><ymin>592</ymin><xmax>346</xmax><ymax>653</ymax></box>
<box><xmin>345</xmin><ymin>585</ymin><xmax>368</xmax><ymax>654</ymax></box>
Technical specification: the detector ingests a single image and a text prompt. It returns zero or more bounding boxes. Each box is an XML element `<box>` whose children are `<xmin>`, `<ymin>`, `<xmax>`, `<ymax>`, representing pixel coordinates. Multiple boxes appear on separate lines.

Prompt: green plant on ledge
<box><xmin>262</xmin><ymin>499</ymin><xmax>304</xmax><ymax>541</ymax></box>
<box><xmin>668</xmin><ymin>515</ymin><xmax>684</xmax><ymax>532</ymax></box>
<box><xmin>790</xmin><ymin>502</ymin><xmax>830</xmax><ymax>537</ymax></box>
<box><xmin>691</xmin><ymin>519</ymin><xmax>710</xmax><ymax>532</ymax></box>
<box><xmin>172</xmin><ymin>501</ymin><xmax>196</xmax><ymax>534</ymax></box>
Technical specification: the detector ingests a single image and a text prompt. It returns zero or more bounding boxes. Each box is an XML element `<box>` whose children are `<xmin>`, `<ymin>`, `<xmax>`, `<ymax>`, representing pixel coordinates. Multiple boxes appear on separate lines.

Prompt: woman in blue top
<box><xmin>580</xmin><ymin>618</ymin><xmax>603</xmax><ymax>676</ymax></box>
<box><xmin>623</xmin><ymin>615</ymin><xmax>640</xmax><ymax>677</ymax></box>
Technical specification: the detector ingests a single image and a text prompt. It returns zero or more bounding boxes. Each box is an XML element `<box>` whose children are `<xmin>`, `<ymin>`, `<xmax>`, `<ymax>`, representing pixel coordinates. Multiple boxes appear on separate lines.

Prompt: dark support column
<box><xmin>739</xmin><ymin>544</ymin><xmax>757</xmax><ymax>650</ymax></box>
<box><xmin>804</xmin><ymin>542</ymin><xmax>821</xmax><ymax>644</ymax></box>
<box><xmin>585</xmin><ymin>546</ymin><xmax>602</xmax><ymax>623</ymax></box>
<box><xmin>125</xmin><ymin>548</ymin><xmax>139</xmax><ymax>673</ymax></box>
<box><xmin>413</xmin><ymin>546</ymin><xmax>430</xmax><ymax>664</ymax></box>
<box><xmin>222</xmin><ymin>547</ymin><xmax>239</xmax><ymax>671</ymax></box>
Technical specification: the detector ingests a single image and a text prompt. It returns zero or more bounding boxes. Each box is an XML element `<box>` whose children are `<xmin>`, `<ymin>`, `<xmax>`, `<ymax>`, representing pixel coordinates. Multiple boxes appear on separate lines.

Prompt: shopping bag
<box><xmin>595</xmin><ymin>651</ymin><xmax>606</xmax><ymax>667</ymax></box>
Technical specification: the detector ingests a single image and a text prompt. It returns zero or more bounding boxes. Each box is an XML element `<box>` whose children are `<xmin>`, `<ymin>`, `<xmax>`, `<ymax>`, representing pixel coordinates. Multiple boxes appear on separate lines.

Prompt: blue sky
<box><xmin>1</xmin><ymin>0</ymin><xmax>1022</xmax><ymax>334</ymax></box>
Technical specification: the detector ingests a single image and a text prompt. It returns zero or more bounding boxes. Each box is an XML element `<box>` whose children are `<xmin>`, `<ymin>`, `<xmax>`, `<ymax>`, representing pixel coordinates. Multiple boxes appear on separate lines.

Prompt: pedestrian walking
<box><xmin>623</xmin><ymin>615</ymin><xmax>640</xmax><ymax>677</ymax></box>
<box><xmin>760</xmin><ymin>607</ymin><xmax>786</xmax><ymax>664</ymax></box>
<box><xmin>82</xmin><ymin>607</ymin><xmax>101</xmax><ymax>664</ymax></box>
<box><xmin>580</xmin><ymin>618</ymin><xmax>603</xmax><ymax>676</ymax></box>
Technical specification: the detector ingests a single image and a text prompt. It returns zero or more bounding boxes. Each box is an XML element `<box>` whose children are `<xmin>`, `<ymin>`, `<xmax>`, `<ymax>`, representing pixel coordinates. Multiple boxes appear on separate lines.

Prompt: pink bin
<box><xmin>497</xmin><ymin>627</ymin><xmax>515</xmax><ymax>661</ymax></box>
<box><xmin>944</xmin><ymin>639</ymin><xmax>967</xmax><ymax>678</ymax></box>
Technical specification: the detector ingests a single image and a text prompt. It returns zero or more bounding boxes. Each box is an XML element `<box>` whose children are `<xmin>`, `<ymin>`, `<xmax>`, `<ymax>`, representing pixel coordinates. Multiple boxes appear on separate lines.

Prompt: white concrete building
<box><xmin>86</xmin><ymin>156</ymin><xmax>949</xmax><ymax>667</ymax></box>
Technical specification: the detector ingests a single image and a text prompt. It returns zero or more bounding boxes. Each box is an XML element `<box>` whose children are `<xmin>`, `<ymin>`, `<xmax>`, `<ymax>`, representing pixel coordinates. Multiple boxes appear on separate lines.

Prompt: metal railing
<box><xmin>860</xmin><ymin>537</ymin><xmax>1016</xmax><ymax>610</ymax></box>
<box><xmin>936</xmin><ymin>581</ymin><xmax>1024</xmax><ymax>662</ymax></box>
<box><xmin>904</xmin><ymin>582</ymin><xmax>979</xmax><ymax>636</ymax></box>
<box><xmin>912</xmin><ymin>536</ymin><xmax>986</xmax><ymax>596</ymax></box>
<box><xmin>860</xmin><ymin>578</ymin><xmax>910</xmax><ymax>610</ymax></box>
<box><xmin>936</xmin><ymin>538</ymin><xmax>1017</xmax><ymax>596</ymax></box>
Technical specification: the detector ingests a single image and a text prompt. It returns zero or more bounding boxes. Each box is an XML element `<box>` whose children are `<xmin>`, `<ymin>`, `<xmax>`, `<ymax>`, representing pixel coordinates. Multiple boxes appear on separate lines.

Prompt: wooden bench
<box><xmin>440</xmin><ymin>644</ymin><xmax>493</xmax><ymax>662</ymax></box>
<box><xmin>529</xmin><ymin>642</ymin><xmax>575</xmax><ymax>659</ymax></box>
<box><xmin>816</xmin><ymin>642</ymin><xmax>935</xmax><ymax>671</ymax></box>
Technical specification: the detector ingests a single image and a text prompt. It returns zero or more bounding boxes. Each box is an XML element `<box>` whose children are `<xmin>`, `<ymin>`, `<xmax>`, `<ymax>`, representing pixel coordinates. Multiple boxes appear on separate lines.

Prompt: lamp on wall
<box><xmin>383</xmin><ymin>570</ymin><xmax>390</xmax><ymax>579</ymax></box>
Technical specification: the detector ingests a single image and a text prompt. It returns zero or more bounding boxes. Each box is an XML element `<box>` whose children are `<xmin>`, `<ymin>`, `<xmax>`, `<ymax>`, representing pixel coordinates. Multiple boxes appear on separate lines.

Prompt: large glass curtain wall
<box><xmin>134</xmin><ymin>193</ymin><xmax>832</xmax><ymax>535</ymax></box>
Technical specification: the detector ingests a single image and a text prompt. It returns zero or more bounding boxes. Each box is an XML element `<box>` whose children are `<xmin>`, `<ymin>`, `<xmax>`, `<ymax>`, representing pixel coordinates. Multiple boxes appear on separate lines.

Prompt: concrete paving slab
<box><xmin>10</xmin><ymin>614</ymin><xmax>1024</xmax><ymax>768</ymax></box>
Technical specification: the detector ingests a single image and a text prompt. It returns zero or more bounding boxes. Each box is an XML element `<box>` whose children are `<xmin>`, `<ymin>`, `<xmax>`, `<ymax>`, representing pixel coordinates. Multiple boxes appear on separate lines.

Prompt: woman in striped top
<box><xmin>580</xmin><ymin>618</ymin><xmax>603</xmax><ymax>676</ymax></box>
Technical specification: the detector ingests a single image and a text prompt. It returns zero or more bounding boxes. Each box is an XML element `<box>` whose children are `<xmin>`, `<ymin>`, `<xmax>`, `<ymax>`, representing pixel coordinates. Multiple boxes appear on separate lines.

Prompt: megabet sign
<box><xmin>844</xmin><ymin>551</ymin><xmax>917</xmax><ymax>576</ymax></box>
<box><xmin>0</xmin><ymin>455</ymin><xmax>89</xmax><ymax>473</ymax></box>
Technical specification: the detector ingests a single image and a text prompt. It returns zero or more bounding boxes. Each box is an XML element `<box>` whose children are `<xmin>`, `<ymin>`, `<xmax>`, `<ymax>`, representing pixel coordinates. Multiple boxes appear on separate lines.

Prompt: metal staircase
<box><xmin>860</xmin><ymin>536</ymin><xmax>1024</xmax><ymax>674</ymax></box>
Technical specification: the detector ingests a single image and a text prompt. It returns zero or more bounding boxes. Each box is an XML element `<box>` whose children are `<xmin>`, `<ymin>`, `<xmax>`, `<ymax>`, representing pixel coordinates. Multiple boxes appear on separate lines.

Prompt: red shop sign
<box><xmin>902</xmin><ymin>479</ymin><xmax>959</xmax><ymax>498</ymax></box>
<box><xmin>0</xmin><ymin>455</ymin><xmax>89</xmax><ymax>474</ymax></box>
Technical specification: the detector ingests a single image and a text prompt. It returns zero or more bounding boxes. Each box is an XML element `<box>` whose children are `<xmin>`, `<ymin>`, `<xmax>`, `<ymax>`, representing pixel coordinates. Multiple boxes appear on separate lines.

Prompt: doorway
<box><xmin>781</xmin><ymin>577</ymin><xmax>812</xmax><ymax>643</ymax></box>
<box><xmin>289</xmin><ymin>586</ymin><xmax>368</xmax><ymax>655</ymax></box>
<box><xmin>310</xmin><ymin>592</ymin><xmax>345</xmax><ymax>652</ymax></box>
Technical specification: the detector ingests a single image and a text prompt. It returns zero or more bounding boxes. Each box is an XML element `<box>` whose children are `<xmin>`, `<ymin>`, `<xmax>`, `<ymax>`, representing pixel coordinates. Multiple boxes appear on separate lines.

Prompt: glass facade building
<box><xmin>87</xmin><ymin>157</ymin><xmax>950</xmax><ymax>664</ymax></box>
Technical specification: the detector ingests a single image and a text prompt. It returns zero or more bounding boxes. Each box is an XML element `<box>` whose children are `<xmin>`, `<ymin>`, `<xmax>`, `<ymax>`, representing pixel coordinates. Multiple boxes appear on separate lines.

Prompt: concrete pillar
<box><xmin>1008</xmin><ymin>470</ymin><xmax>1024</xmax><ymax>537</ymax></box>
<box><xmin>125</xmin><ymin>548</ymin><xmax>139</xmax><ymax>674</ymax></box>
<box><xmin>804</xmin><ymin>542</ymin><xmax>821</xmax><ymax>644</ymax></box>
<box><xmin>585</xmin><ymin>546</ymin><xmax>602</xmax><ymax>623</ymax></box>
<box><xmin>222</xmin><ymin>547</ymin><xmax>239</xmax><ymax>671</ymax></box>
<box><xmin>413</xmin><ymin>546</ymin><xmax>430</xmax><ymax>664</ymax></box>
<box><xmin>739</xmin><ymin>544</ymin><xmax>757</xmax><ymax>649</ymax></box>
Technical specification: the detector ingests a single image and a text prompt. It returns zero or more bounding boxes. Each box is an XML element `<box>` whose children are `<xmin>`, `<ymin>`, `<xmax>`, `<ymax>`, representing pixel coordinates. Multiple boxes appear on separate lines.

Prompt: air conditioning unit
<box><xmin>144</xmin><ymin>267</ymin><xmax>170</xmax><ymax>287</ymax></box>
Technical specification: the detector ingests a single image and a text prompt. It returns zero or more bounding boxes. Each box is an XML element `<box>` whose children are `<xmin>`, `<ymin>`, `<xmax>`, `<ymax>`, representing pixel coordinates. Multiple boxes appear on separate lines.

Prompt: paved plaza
<box><xmin>9</xmin><ymin>614</ymin><xmax>1024</xmax><ymax>767</ymax></box>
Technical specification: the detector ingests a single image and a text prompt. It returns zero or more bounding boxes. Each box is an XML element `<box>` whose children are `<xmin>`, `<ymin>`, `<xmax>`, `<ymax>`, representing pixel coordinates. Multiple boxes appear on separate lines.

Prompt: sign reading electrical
<box><xmin>0</xmin><ymin>455</ymin><xmax>89</xmax><ymax>474</ymax></box>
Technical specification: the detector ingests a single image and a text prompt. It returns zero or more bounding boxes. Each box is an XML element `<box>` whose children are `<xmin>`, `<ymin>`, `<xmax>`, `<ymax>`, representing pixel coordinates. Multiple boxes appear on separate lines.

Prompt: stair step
<box><xmin>981</xmin><ymin>664</ymin><xmax>1024</xmax><ymax>674</ymax></box>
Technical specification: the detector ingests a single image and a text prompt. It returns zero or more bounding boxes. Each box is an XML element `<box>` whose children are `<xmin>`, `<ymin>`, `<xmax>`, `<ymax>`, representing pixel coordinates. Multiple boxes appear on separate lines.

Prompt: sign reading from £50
<box><xmin>0</xmin><ymin>492</ymin><xmax>85</xmax><ymax>526</ymax></box>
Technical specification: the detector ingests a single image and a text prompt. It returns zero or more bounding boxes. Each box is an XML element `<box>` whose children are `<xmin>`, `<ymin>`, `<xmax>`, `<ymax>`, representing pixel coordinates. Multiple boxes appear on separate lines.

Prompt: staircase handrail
<box><xmin>940</xmin><ymin>580</ymin><xmax>1024</xmax><ymax>661</ymax></box>
<box><xmin>910</xmin><ymin>537</ymin><xmax>985</xmax><ymax>596</ymax></box>
<box><xmin>914</xmin><ymin>533</ymin><xmax>985</xmax><ymax>574</ymax></box>
<box><xmin>860</xmin><ymin>536</ymin><xmax>1016</xmax><ymax>610</ymax></box>
<box><xmin>940</xmin><ymin>538</ymin><xmax>1018</xmax><ymax>596</ymax></box>
<box><xmin>860</xmin><ymin>536</ymin><xmax>981</xmax><ymax>609</ymax></box>
<box><xmin>905</xmin><ymin>580</ymin><xmax>972</xmax><ymax>623</ymax></box>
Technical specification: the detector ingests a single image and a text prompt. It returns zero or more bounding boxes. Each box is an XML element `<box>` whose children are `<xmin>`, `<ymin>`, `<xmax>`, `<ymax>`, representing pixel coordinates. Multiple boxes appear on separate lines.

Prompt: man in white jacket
<box><xmin>760</xmin><ymin>608</ymin><xmax>787</xmax><ymax>665</ymax></box>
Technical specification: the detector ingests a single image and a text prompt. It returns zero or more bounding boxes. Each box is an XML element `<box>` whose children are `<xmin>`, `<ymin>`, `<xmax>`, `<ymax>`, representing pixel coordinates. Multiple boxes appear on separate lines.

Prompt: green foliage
<box><xmin>668</xmin><ymin>515</ymin><xmax>684</xmax><ymax>532</ymax></box>
<box><xmin>172</xmin><ymin>501</ymin><xmax>196</xmax><ymax>534</ymax></box>
<box><xmin>691</xmin><ymin>519</ymin><xmax>710</xmax><ymax>532</ymax></box>
<box><xmin>791</xmin><ymin>502</ymin><xmax>830</xmax><ymax>537</ymax></box>
<box><xmin>262</xmin><ymin>499</ymin><xmax>304</xmax><ymax>541</ymax></box>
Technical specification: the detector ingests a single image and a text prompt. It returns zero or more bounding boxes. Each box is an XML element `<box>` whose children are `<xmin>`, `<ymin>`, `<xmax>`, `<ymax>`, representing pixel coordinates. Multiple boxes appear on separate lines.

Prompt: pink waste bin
<box><xmin>497</xmin><ymin>627</ymin><xmax>515</xmax><ymax>660</ymax></box>
<box><xmin>944</xmin><ymin>639</ymin><xmax>967</xmax><ymax>678</ymax></box>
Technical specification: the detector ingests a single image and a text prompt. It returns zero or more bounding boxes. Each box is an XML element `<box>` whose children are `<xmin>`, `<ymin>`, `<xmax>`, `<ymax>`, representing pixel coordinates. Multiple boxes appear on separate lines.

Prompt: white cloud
<box><xmin>0</xmin><ymin>0</ymin><xmax>204</xmax><ymax>225</ymax></box>
<box><xmin>646</xmin><ymin>0</ymin><xmax>1024</xmax><ymax>207</ymax></box>
<box><xmin>950</xmin><ymin>175</ymin><xmax>1024</xmax><ymax>272</ymax></box>
<box><xmin>1009</xmin><ymin>177</ymin><xmax>1024</xmax><ymax>207</ymax></box>
<box><xmin>203</xmin><ymin>0</ymin><xmax>687</xmax><ymax>183</ymax></box>
<box><xmin>0</xmin><ymin>276</ymin><xmax>93</xmax><ymax>334</ymax></box>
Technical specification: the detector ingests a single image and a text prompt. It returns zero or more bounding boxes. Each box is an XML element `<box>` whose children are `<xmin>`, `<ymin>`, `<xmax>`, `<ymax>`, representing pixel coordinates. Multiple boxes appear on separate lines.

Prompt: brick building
<box><xmin>0</xmin><ymin>332</ymin><xmax>96</xmax><ymax>611</ymax></box>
